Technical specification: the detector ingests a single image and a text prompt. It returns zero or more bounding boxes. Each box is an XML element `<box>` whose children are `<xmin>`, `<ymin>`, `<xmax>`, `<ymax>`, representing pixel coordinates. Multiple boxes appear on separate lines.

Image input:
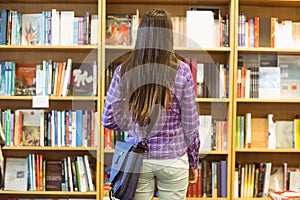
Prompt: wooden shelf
<box><xmin>104</xmin><ymin>149</ymin><xmax>229</xmax><ymax>154</ymax></box>
<box><xmin>196</xmin><ymin>98</ymin><xmax>230</xmax><ymax>103</ymax></box>
<box><xmin>0</xmin><ymin>0</ymin><xmax>97</xmax><ymax>3</ymax></box>
<box><xmin>0</xmin><ymin>45</ymin><xmax>97</xmax><ymax>51</ymax></box>
<box><xmin>238</xmin><ymin>0</ymin><xmax>300</xmax><ymax>7</ymax></box>
<box><xmin>106</xmin><ymin>0</ymin><xmax>230</xmax><ymax>5</ymax></box>
<box><xmin>0</xmin><ymin>190</ymin><xmax>97</xmax><ymax>195</ymax></box>
<box><xmin>236</xmin><ymin>98</ymin><xmax>300</xmax><ymax>103</ymax></box>
<box><xmin>235</xmin><ymin>148</ymin><xmax>300</xmax><ymax>153</ymax></box>
<box><xmin>2</xmin><ymin>146</ymin><xmax>98</xmax><ymax>151</ymax></box>
<box><xmin>238</xmin><ymin>47</ymin><xmax>300</xmax><ymax>54</ymax></box>
<box><xmin>0</xmin><ymin>96</ymin><xmax>98</xmax><ymax>101</ymax></box>
<box><xmin>106</xmin><ymin>45</ymin><xmax>231</xmax><ymax>53</ymax></box>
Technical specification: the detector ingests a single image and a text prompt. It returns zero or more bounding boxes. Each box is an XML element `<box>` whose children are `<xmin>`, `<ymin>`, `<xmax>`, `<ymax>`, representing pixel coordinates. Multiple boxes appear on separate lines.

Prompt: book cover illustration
<box><xmin>258</xmin><ymin>66</ymin><xmax>280</xmax><ymax>99</ymax></box>
<box><xmin>70</xmin><ymin>63</ymin><xmax>94</xmax><ymax>96</ymax></box>
<box><xmin>15</xmin><ymin>64</ymin><xmax>36</xmax><ymax>96</ymax></box>
<box><xmin>21</xmin><ymin>110</ymin><xmax>41</xmax><ymax>146</ymax></box>
<box><xmin>21</xmin><ymin>13</ymin><xmax>43</xmax><ymax>45</ymax></box>
<box><xmin>278</xmin><ymin>55</ymin><xmax>300</xmax><ymax>99</ymax></box>
<box><xmin>4</xmin><ymin>157</ymin><xmax>28</xmax><ymax>191</ymax></box>
<box><xmin>106</xmin><ymin>14</ymin><xmax>131</xmax><ymax>45</ymax></box>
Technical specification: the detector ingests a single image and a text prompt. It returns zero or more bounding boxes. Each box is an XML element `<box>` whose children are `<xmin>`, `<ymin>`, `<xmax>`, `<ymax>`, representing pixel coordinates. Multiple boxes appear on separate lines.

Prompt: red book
<box><xmin>198</xmin><ymin>164</ymin><xmax>203</xmax><ymax>197</ymax></box>
<box><xmin>104</xmin><ymin>128</ymin><xmax>113</xmax><ymax>149</ymax></box>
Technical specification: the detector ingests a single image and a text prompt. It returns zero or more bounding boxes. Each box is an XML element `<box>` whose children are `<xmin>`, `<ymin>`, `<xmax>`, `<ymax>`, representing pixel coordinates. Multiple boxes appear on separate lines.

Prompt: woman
<box><xmin>102</xmin><ymin>9</ymin><xmax>200</xmax><ymax>200</ymax></box>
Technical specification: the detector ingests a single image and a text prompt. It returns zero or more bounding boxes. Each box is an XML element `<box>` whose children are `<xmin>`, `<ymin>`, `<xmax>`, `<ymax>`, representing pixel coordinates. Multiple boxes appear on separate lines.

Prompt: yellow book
<box><xmin>294</xmin><ymin>118</ymin><xmax>300</xmax><ymax>149</ymax></box>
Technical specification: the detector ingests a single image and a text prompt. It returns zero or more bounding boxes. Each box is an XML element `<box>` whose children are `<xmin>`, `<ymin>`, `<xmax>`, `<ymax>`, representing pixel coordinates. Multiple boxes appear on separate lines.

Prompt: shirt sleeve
<box><xmin>101</xmin><ymin>66</ymin><xmax>132</xmax><ymax>131</ymax></box>
<box><xmin>180</xmin><ymin>65</ymin><xmax>200</xmax><ymax>170</ymax></box>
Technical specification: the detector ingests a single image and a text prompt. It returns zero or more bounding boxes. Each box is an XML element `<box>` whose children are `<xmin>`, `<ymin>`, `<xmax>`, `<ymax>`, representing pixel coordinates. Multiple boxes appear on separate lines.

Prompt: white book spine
<box><xmin>60</xmin><ymin>11</ymin><xmax>74</xmax><ymax>45</ymax></box>
<box><xmin>93</xmin><ymin>61</ymin><xmax>97</xmax><ymax>96</ymax></box>
<box><xmin>84</xmin><ymin>155</ymin><xmax>94</xmax><ymax>191</ymax></box>
<box><xmin>77</xmin><ymin>156</ymin><xmax>88</xmax><ymax>192</ymax></box>
<box><xmin>67</xmin><ymin>156</ymin><xmax>74</xmax><ymax>192</ymax></box>
<box><xmin>245</xmin><ymin>112</ymin><xmax>252</xmax><ymax>148</ymax></box>
<box><xmin>90</xmin><ymin>14</ymin><xmax>98</xmax><ymax>45</ymax></box>
<box><xmin>61</xmin><ymin>58</ymin><xmax>72</xmax><ymax>97</ymax></box>
<box><xmin>51</xmin><ymin>9</ymin><xmax>60</xmax><ymax>45</ymax></box>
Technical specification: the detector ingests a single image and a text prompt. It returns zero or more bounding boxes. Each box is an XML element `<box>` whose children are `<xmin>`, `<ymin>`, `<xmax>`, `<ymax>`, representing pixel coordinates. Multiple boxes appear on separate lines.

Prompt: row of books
<box><xmin>105</xmin><ymin>8</ymin><xmax>229</xmax><ymax>48</ymax></box>
<box><xmin>238</xmin><ymin>54</ymin><xmax>300</xmax><ymax>99</ymax></box>
<box><xmin>234</xmin><ymin>162</ymin><xmax>300</xmax><ymax>198</ymax></box>
<box><xmin>235</xmin><ymin>113</ymin><xmax>300</xmax><ymax>149</ymax></box>
<box><xmin>103</xmin><ymin>128</ymin><xmax>127</xmax><ymax>149</ymax></box>
<box><xmin>103</xmin><ymin>115</ymin><xmax>228</xmax><ymax>152</ymax></box>
<box><xmin>238</xmin><ymin>14</ymin><xmax>300</xmax><ymax>48</ymax></box>
<box><xmin>183</xmin><ymin>58</ymin><xmax>229</xmax><ymax>98</ymax></box>
<box><xmin>1</xmin><ymin>109</ymin><xmax>98</xmax><ymax>147</ymax></box>
<box><xmin>199</xmin><ymin>115</ymin><xmax>228</xmax><ymax>152</ymax></box>
<box><xmin>105</xmin><ymin>60</ymin><xmax>230</xmax><ymax>99</ymax></box>
<box><xmin>3</xmin><ymin>154</ymin><xmax>95</xmax><ymax>192</ymax></box>
<box><xmin>0</xmin><ymin>58</ymin><xmax>97</xmax><ymax>96</ymax></box>
<box><xmin>187</xmin><ymin>160</ymin><xmax>227</xmax><ymax>198</ymax></box>
<box><xmin>0</xmin><ymin>9</ymin><xmax>98</xmax><ymax>46</ymax></box>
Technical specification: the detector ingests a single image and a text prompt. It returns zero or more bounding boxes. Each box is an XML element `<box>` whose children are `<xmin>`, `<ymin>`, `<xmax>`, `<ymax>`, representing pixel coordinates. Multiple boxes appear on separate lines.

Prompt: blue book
<box><xmin>76</xmin><ymin>110</ymin><xmax>83</xmax><ymax>147</ymax></box>
<box><xmin>0</xmin><ymin>61</ymin><xmax>5</xmax><ymax>95</ymax></box>
<box><xmin>220</xmin><ymin>160</ymin><xmax>227</xmax><ymax>197</ymax></box>
<box><xmin>0</xmin><ymin>9</ymin><xmax>8</xmax><ymax>45</ymax></box>
<box><xmin>28</xmin><ymin>154</ymin><xmax>34</xmax><ymax>191</ymax></box>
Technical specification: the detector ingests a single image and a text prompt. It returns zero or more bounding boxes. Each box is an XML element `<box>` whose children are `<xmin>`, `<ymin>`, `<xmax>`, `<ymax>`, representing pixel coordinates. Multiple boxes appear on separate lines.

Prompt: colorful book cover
<box><xmin>20</xmin><ymin>109</ymin><xmax>41</xmax><ymax>146</ymax></box>
<box><xmin>21</xmin><ymin>13</ymin><xmax>43</xmax><ymax>45</ymax></box>
<box><xmin>70</xmin><ymin>63</ymin><xmax>94</xmax><ymax>96</ymax></box>
<box><xmin>106</xmin><ymin>14</ymin><xmax>131</xmax><ymax>45</ymax></box>
<box><xmin>15</xmin><ymin>63</ymin><xmax>36</xmax><ymax>96</ymax></box>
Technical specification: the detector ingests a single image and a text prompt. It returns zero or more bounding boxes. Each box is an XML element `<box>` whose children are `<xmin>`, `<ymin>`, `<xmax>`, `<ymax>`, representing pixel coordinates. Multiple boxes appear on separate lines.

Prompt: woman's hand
<box><xmin>188</xmin><ymin>168</ymin><xmax>198</xmax><ymax>184</ymax></box>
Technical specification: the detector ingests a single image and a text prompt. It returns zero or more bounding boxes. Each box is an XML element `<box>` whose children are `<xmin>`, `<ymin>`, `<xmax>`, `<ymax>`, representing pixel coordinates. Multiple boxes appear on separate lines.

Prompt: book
<box><xmin>4</xmin><ymin>157</ymin><xmax>28</xmax><ymax>191</ymax></box>
<box><xmin>186</xmin><ymin>10</ymin><xmax>216</xmax><ymax>48</ymax></box>
<box><xmin>15</xmin><ymin>63</ymin><xmax>36</xmax><ymax>96</ymax></box>
<box><xmin>258</xmin><ymin>66</ymin><xmax>281</xmax><ymax>99</ymax></box>
<box><xmin>251</xmin><ymin>118</ymin><xmax>268</xmax><ymax>148</ymax></box>
<box><xmin>106</xmin><ymin>14</ymin><xmax>131</xmax><ymax>45</ymax></box>
<box><xmin>275</xmin><ymin>120</ymin><xmax>294</xmax><ymax>148</ymax></box>
<box><xmin>278</xmin><ymin>55</ymin><xmax>300</xmax><ymax>99</ymax></box>
<box><xmin>20</xmin><ymin>109</ymin><xmax>42</xmax><ymax>146</ymax></box>
<box><xmin>70</xmin><ymin>63</ymin><xmax>95</xmax><ymax>96</ymax></box>
<box><xmin>45</xmin><ymin>160</ymin><xmax>62</xmax><ymax>191</ymax></box>
<box><xmin>21</xmin><ymin>13</ymin><xmax>43</xmax><ymax>45</ymax></box>
<box><xmin>60</xmin><ymin>11</ymin><xmax>74</xmax><ymax>45</ymax></box>
<box><xmin>0</xmin><ymin>9</ymin><xmax>8</xmax><ymax>45</ymax></box>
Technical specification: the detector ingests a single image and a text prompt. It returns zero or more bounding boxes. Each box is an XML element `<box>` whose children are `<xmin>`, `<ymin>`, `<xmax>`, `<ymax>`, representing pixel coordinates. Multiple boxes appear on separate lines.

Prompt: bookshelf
<box><xmin>2</xmin><ymin>0</ymin><xmax>300</xmax><ymax>199</ymax></box>
<box><xmin>232</xmin><ymin>0</ymin><xmax>300</xmax><ymax>199</ymax></box>
<box><xmin>0</xmin><ymin>0</ymin><xmax>101</xmax><ymax>200</ymax></box>
<box><xmin>102</xmin><ymin>0</ymin><xmax>235</xmax><ymax>199</ymax></box>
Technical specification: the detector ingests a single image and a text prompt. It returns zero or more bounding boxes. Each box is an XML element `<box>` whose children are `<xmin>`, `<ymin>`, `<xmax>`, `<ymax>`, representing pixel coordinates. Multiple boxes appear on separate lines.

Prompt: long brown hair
<box><xmin>120</xmin><ymin>9</ymin><xmax>178</xmax><ymax>128</ymax></box>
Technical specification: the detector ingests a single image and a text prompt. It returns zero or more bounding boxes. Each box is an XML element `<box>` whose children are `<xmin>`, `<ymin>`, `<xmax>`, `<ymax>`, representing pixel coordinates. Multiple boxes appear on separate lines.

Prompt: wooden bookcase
<box><xmin>0</xmin><ymin>0</ymin><xmax>102</xmax><ymax>200</ymax></box>
<box><xmin>102</xmin><ymin>0</ymin><xmax>235</xmax><ymax>199</ymax></box>
<box><xmin>2</xmin><ymin>0</ymin><xmax>300</xmax><ymax>199</ymax></box>
<box><xmin>231</xmin><ymin>0</ymin><xmax>300</xmax><ymax>199</ymax></box>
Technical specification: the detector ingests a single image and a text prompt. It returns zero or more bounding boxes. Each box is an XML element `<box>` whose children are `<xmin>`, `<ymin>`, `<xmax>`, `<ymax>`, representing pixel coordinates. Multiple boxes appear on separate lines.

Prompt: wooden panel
<box><xmin>0</xmin><ymin>3</ymin><xmax>97</xmax><ymax>16</ymax></box>
<box><xmin>236</xmin><ymin>152</ymin><xmax>300</xmax><ymax>167</ymax></box>
<box><xmin>107</xmin><ymin>0</ymin><xmax>230</xmax><ymax>5</ymax></box>
<box><xmin>0</xmin><ymin>50</ymin><xmax>97</xmax><ymax>64</ymax></box>
<box><xmin>236</xmin><ymin>102</ymin><xmax>300</xmax><ymax>120</ymax></box>
<box><xmin>106</xmin><ymin>4</ymin><xmax>229</xmax><ymax>17</ymax></box>
<box><xmin>239</xmin><ymin>5</ymin><xmax>300</xmax><ymax>22</ymax></box>
<box><xmin>0</xmin><ymin>99</ymin><xmax>97</xmax><ymax>110</ymax></box>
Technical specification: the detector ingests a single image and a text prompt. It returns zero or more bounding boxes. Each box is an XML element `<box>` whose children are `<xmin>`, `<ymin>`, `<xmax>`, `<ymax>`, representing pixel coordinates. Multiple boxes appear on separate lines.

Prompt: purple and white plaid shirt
<box><xmin>101</xmin><ymin>61</ymin><xmax>200</xmax><ymax>169</ymax></box>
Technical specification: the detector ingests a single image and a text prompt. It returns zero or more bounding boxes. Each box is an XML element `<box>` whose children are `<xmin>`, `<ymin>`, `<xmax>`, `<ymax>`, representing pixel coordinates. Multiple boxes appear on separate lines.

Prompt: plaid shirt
<box><xmin>101</xmin><ymin>61</ymin><xmax>200</xmax><ymax>169</ymax></box>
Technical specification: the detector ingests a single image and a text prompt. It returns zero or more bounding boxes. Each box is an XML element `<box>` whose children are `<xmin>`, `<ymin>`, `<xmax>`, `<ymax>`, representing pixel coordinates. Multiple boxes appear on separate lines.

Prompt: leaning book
<box><xmin>21</xmin><ymin>13</ymin><xmax>43</xmax><ymax>45</ymax></box>
<box><xmin>4</xmin><ymin>157</ymin><xmax>28</xmax><ymax>191</ymax></box>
